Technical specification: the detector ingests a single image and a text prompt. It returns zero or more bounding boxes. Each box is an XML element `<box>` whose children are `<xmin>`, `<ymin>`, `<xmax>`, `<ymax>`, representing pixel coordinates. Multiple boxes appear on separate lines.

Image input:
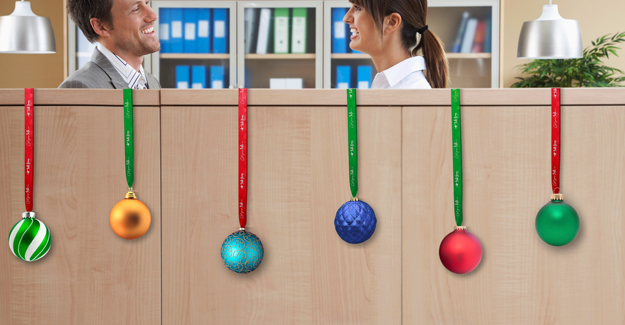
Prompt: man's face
<box><xmin>108</xmin><ymin>0</ymin><xmax>160</xmax><ymax>56</ymax></box>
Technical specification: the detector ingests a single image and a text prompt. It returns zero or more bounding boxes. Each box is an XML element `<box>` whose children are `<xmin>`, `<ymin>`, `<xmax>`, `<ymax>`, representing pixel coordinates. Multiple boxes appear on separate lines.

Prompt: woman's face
<box><xmin>343</xmin><ymin>3</ymin><xmax>382</xmax><ymax>55</ymax></box>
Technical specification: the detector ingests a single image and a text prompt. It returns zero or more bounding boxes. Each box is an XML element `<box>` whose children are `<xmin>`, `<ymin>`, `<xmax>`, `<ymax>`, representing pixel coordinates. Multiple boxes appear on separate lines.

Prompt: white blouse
<box><xmin>370</xmin><ymin>56</ymin><xmax>432</xmax><ymax>89</ymax></box>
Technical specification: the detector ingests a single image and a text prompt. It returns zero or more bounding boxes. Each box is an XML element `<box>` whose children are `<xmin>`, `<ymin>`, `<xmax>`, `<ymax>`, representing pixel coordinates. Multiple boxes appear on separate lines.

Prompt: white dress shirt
<box><xmin>371</xmin><ymin>56</ymin><xmax>432</xmax><ymax>89</ymax></box>
<box><xmin>96</xmin><ymin>44</ymin><xmax>148</xmax><ymax>89</ymax></box>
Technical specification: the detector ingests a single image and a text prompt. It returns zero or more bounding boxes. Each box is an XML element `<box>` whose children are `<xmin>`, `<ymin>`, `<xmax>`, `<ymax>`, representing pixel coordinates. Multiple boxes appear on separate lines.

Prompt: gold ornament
<box><xmin>110</xmin><ymin>190</ymin><xmax>151</xmax><ymax>239</ymax></box>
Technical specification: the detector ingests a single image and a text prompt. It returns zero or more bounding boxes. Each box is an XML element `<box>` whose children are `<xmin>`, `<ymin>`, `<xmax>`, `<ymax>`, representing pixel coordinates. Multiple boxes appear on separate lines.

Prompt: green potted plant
<box><xmin>512</xmin><ymin>32</ymin><xmax>625</xmax><ymax>87</ymax></box>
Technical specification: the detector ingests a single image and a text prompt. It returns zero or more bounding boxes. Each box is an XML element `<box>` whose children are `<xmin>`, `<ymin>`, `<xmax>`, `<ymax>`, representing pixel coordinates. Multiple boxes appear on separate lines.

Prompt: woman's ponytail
<box><xmin>413</xmin><ymin>29</ymin><xmax>450</xmax><ymax>88</ymax></box>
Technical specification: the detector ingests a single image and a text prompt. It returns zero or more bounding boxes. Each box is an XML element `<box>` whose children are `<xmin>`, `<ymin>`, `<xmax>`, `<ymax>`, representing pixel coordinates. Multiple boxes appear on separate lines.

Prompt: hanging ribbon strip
<box><xmin>551</xmin><ymin>88</ymin><xmax>561</xmax><ymax>194</ymax></box>
<box><xmin>25</xmin><ymin>88</ymin><xmax>34</xmax><ymax>212</ymax></box>
<box><xmin>451</xmin><ymin>89</ymin><xmax>463</xmax><ymax>227</ymax></box>
<box><xmin>239</xmin><ymin>88</ymin><xmax>248</xmax><ymax>229</ymax></box>
<box><xmin>123</xmin><ymin>89</ymin><xmax>134</xmax><ymax>190</ymax></box>
<box><xmin>347</xmin><ymin>89</ymin><xmax>358</xmax><ymax>198</ymax></box>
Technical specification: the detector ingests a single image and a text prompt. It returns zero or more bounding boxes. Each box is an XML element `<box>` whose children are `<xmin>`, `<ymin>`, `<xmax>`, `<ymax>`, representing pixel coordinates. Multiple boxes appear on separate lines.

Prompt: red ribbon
<box><xmin>551</xmin><ymin>88</ymin><xmax>560</xmax><ymax>194</ymax></box>
<box><xmin>25</xmin><ymin>88</ymin><xmax>34</xmax><ymax>212</ymax></box>
<box><xmin>239</xmin><ymin>88</ymin><xmax>248</xmax><ymax>229</ymax></box>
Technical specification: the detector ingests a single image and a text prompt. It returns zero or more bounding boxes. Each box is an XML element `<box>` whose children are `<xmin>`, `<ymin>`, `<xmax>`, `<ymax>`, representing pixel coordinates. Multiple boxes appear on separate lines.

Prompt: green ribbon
<box><xmin>347</xmin><ymin>89</ymin><xmax>358</xmax><ymax>198</ymax></box>
<box><xmin>123</xmin><ymin>89</ymin><xmax>134</xmax><ymax>190</ymax></box>
<box><xmin>451</xmin><ymin>89</ymin><xmax>463</xmax><ymax>226</ymax></box>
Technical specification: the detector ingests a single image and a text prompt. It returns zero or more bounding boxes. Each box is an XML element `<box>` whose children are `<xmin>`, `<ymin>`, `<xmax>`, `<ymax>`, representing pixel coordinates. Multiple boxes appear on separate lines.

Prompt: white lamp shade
<box><xmin>0</xmin><ymin>1</ymin><xmax>56</xmax><ymax>54</ymax></box>
<box><xmin>517</xmin><ymin>5</ymin><xmax>582</xmax><ymax>59</ymax></box>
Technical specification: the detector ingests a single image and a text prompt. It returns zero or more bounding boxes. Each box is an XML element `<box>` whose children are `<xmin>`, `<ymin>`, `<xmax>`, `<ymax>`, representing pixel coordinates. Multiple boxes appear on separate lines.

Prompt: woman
<box><xmin>344</xmin><ymin>0</ymin><xmax>449</xmax><ymax>89</ymax></box>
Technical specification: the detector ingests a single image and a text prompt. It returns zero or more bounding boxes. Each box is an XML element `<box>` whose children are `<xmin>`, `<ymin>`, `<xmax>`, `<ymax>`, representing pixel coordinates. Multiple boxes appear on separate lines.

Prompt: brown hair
<box><xmin>349</xmin><ymin>0</ymin><xmax>449</xmax><ymax>88</ymax></box>
<box><xmin>67</xmin><ymin>0</ymin><xmax>115</xmax><ymax>43</ymax></box>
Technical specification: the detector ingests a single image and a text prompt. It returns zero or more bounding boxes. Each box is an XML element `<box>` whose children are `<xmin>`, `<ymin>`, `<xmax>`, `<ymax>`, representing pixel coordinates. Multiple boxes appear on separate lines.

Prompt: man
<box><xmin>60</xmin><ymin>0</ymin><xmax>161</xmax><ymax>89</ymax></box>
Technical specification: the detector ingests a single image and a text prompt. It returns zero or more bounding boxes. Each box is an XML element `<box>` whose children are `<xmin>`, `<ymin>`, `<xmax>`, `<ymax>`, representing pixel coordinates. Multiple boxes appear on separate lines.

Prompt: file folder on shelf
<box><xmin>210</xmin><ymin>66</ymin><xmax>225</xmax><ymax>89</ymax></box>
<box><xmin>170</xmin><ymin>8</ymin><xmax>184</xmax><ymax>53</ymax></box>
<box><xmin>291</xmin><ymin>8</ymin><xmax>307</xmax><ymax>54</ymax></box>
<box><xmin>192</xmin><ymin>66</ymin><xmax>206</xmax><ymax>89</ymax></box>
<box><xmin>244</xmin><ymin>8</ymin><xmax>257</xmax><ymax>53</ymax></box>
<box><xmin>460</xmin><ymin>18</ymin><xmax>478</xmax><ymax>53</ymax></box>
<box><xmin>357</xmin><ymin>66</ymin><xmax>372</xmax><ymax>89</ymax></box>
<box><xmin>197</xmin><ymin>9</ymin><xmax>211</xmax><ymax>53</ymax></box>
<box><xmin>332</xmin><ymin>8</ymin><xmax>348</xmax><ymax>53</ymax></box>
<box><xmin>256</xmin><ymin>8</ymin><xmax>272</xmax><ymax>54</ymax></box>
<box><xmin>213</xmin><ymin>9</ymin><xmax>228</xmax><ymax>54</ymax></box>
<box><xmin>183</xmin><ymin>8</ymin><xmax>197</xmax><ymax>53</ymax></box>
<box><xmin>158</xmin><ymin>8</ymin><xmax>170</xmax><ymax>53</ymax></box>
<box><xmin>274</xmin><ymin>8</ymin><xmax>289</xmax><ymax>54</ymax></box>
<box><xmin>176</xmin><ymin>65</ymin><xmax>190</xmax><ymax>89</ymax></box>
<box><xmin>336</xmin><ymin>66</ymin><xmax>351</xmax><ymax>89</ymax></box>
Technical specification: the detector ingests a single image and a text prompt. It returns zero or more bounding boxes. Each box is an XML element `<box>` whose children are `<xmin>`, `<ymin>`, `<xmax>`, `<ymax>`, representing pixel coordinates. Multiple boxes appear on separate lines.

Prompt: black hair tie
<box><xmin>417</xmin><ymin>25</ymin><xmax>428</xmax><ymax>34</ymax></box>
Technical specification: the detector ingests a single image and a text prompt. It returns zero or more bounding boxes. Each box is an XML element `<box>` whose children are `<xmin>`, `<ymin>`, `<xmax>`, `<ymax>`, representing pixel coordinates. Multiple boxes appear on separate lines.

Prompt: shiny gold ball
<box><xmin>110</xmin><ymin>197</ymin><xmax>151</xmax><ymax>239</ymax></box>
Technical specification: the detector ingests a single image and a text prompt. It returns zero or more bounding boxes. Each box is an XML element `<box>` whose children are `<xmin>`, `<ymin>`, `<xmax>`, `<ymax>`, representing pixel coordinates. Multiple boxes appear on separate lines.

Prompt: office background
<box><xmin>0</xmin><ymin>0</ymin><xmax>624</xmax><ymax>89</ymax></box>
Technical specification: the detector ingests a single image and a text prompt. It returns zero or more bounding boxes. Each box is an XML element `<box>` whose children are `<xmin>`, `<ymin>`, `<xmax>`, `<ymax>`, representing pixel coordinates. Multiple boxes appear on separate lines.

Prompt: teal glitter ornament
<box><xmin>8</xmin><ymin>212</ymin><xmax>51</xmax><ymax>262</ymax></box>
<box><xmin>221</xmin><ymin>230</ymin><xmax>264</xmax><ymax>274</ymax></box>
<box><xmin>535</xmin><ymin>194</ymin><xmax>580</xmax><ymax>246</ymax></box>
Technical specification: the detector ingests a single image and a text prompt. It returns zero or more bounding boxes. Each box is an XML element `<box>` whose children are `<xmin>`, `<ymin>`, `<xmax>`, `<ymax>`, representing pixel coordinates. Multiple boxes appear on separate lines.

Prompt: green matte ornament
<box><xmin>535</xmin><ymin>194</ymin><xmax>580</xmax><ymax>246</ymax></box>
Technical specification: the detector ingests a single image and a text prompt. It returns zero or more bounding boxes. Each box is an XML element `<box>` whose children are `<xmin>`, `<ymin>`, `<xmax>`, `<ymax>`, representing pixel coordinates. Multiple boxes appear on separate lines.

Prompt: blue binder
<box><xmin>176</xmin><ymin>65</ymin><xmax>190</xmax><ymax>89</ymax></box>
<box><xmin>183</xmin><ymin>8</ymin><xmax>198</xmax><ymax>53</ymax></box>
<box><xmin>158</xmin><ymin>8</ymin><xmax>170</xmax><ymax>53</ymax></box>
<box><xmin>170</xmin><ymin>8</ymin><xmax>184</xmax><ymax>53</ymax></box>
<box><xmin>213</xmin><ymin>9</ymin><xmax>228</xmax><ymax>54</ymax></box>
<box><xmin>191</xmin><ymin>66</ymin><xmax>207</xmax><ymax>89</ymax></box>
<box><xmin>336</xmin><ymin>66</ymin><xmax>351</xmax><ymax>89</ymax></box>
<box><xmin>197</xmin><ymin>9</ymin><xmax>211</xmax><ymax>53</ymax></box>
<box><xmin>332</xmin><ymin>8</ymin><xmax>348</xmax><ymax>53</ymax></box>
<box><xmin>357</xmin><ymin>66</ymin><xmax>372</xmax><ymax>89</ymax></box>
<box><xmin>210</xmin><ymin>66</ymin><xmax>225</xmax><ymax>88</ymax></box>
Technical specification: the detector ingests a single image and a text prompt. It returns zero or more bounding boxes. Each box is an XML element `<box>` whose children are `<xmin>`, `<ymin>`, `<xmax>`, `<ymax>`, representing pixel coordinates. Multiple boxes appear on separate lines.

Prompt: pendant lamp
<box><xmin>0</xmin><ymin>1</ymin><xmax>56</xmax><ymax>54</ymax></box>
<box><xmin>517</xmin><ymin>1</ymin><xmax>582</xmax><ymax>59</ymax></box>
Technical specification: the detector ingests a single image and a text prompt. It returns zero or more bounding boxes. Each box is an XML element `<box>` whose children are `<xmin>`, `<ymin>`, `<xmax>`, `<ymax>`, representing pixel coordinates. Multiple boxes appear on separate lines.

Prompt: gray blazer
<box><xmin>59</xmin><ymin>48</ymin><xmax>161</xmax><ymax>89</ymax></box>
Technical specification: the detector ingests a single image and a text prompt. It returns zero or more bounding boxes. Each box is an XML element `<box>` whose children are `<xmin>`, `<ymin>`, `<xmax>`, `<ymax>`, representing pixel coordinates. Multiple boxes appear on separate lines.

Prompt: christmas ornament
<box><xmin>334</xmin><ymin>88</ymin><xmax>377</xmax><ymax>244</ymax></box>
<box><xmin>9</xmin><ymin>212</ymin><xmax>51</xmax><ymax>262</ymax></box>
<box><xmin>439</xmin><ymin>89</ymin><xmax>482</xmax><ymax>274</ymax></box>
<box><xmin>8</xmin><ymin>88</ymin><xmax>51</xmax><ymax>262</ymax></box>
<box><xmin>221</xmin><ymin>88</ymin><xmax>263</xmax><ymax>273</ymax></box>
<box><xmin>221</xmin><ymin>230</ymin><xmax>264</xmax><ymax>274</ymax></box>
<box><xmin>110</xmin><ymin>89</ymin><xmax>151</xmax><ymax>239</ymax></box>
<box><xmin>536</xmin><ymin>194</ymin><xmax>580</xmax><ymax>246</ymax></box>
<box><xmin>335</xmin><ymin>198</ymin><xmax>376</xmax><ymax>244</ymax></box>
<box><xmin>535</xmin><ymin>88</ymin><xmax>580</xmax><ymax>246</ymax></box>
<box><xmin>439</xmin><ymin>226</ymin><xmax>482</xmax><ymax>274</ymax></box>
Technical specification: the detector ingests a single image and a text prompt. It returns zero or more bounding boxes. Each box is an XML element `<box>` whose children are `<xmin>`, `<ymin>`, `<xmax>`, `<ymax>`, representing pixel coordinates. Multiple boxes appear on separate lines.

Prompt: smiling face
<box><xmin>343</xmin><ymin>3</ymin><xmax>383</xmax><ymax>56</ymax></box>
<box><xmin>108</xmin><ymin>0</ymin><xmax>160</xmax><ymax>57</ymax></box>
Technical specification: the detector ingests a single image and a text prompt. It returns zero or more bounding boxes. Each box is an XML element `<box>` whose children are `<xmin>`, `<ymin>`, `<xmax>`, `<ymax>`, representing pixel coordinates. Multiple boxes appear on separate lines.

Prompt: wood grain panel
<box><xmin>159</xmin><ymin>88</ymin><xmax>625</xmax><ymax>108</ymax></box>
<box><xmin>0</xmin><ymin>105</ymin><xmax>161</xmax><ymax>324</ymax></box>
<box><xmin>161</xmin><ymin>105</ymin><xmax>401</xmax><ymax>324</ymax></box>
<box><xmin>0</xmin><ymin>89</ymin><xmax>160</xmax><ymax>106</ymax></box>
<box><xmin>402</xmin><ymin>105</ymin><xmax>625</xmax><ymax>324</ymax></box>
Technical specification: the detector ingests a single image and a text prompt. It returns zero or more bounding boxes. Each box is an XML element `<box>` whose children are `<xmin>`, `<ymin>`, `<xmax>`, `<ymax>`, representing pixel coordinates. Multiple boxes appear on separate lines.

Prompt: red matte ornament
<box><xmin>439</xmin><ymin>226</ymin><xmax>483</xmax><ymax>274</ymax></box>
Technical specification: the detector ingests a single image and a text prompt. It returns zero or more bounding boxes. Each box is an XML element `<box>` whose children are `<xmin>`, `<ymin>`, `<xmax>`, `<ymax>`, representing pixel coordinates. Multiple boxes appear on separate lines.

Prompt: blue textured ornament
<box><xmin>334</xmin><ymin>200</ymin><xmax>377</xmax><ymax>244</ymax></box>
<box><xmin>221</xmin><ymin>230</ymin><xmax>264</xmax><ymax>274</ymax></box>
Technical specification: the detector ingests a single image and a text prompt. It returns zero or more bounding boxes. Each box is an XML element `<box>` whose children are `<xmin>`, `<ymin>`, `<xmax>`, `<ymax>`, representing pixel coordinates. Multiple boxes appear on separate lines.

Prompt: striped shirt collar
<box><xmin>96</xmin><ymin>43</ymin><xmax>148</xmax><ymax>89</ymax></box>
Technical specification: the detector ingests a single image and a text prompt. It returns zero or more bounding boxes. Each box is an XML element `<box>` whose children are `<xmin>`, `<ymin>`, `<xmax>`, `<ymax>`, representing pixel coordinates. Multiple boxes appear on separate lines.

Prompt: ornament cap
<box><xmin>125</xmin><ymin>190</ymin><xmax>137</xmax><ymax>199</ymax></box>
<box><xmin>22</xmin><ymin>211</ymin><xmax>35</xmax><ymax>219</ymax></box>
<box><xmin>350</xmin><ymin>197</ymin><xmax>359</xmax><ymax>201</ymax></box>
<box><xmin>551</xmin><ymin>193</ymin><xmax>564</xmax><ymax>201</ymax></box>
<box><xmin>239</xmin><ymin>227</ymin><xmax>245</xmax><ymax>231</ymax></box>
<box><xmin>454</xmin><ymin>225</ymin><xmax>467</xmax><ymax>231</ymax></box>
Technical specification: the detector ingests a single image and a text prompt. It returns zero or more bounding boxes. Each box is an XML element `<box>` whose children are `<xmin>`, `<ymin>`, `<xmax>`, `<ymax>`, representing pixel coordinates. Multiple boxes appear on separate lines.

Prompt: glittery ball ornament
<box><xmin>221</xmin><ymin>230</ymin><xmax>264</xmax><ymax>274</ymax></box>
<box><xmin>110</xmin><ymin>191</ymin><xmax>151</xmax><ymax>240</ymax></box>
<box><xmin>439</xmin><ymin>226</ymin><xmax>482</xmax><ymax>274</ymax></box>
<box><xmin>334</xmin><ymin>199</ymin><xmax>377</xmax><ymax>244</ymax></box>
<box><xmin>8</xmin><ymin>212</ymin><xmax>51</xmax><ymax>262</ymax></box>
<box><xmin>536</xmin><ymin>195</ymin><xmax>579</xmax><ymax>246</ymax></box>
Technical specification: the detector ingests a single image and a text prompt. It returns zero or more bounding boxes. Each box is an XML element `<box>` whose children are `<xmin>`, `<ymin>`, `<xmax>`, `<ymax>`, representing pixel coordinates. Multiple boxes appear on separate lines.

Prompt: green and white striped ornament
<box><xmin>8</xmin><ymin>212</ymin><xmax>51</xmax><ymax>262</ymax></box>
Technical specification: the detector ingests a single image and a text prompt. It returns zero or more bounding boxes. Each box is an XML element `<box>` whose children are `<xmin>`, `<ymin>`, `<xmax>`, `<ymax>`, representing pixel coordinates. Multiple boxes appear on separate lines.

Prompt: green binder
<box><xmin>291</xmin><ymin>8</ymin><xmax>307</xmax><ymax>54</ymax></box>
<box><xmin>274</xmin><ymin>8</ymin><xmax>290</xmax><ymax>54</ymax></box>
